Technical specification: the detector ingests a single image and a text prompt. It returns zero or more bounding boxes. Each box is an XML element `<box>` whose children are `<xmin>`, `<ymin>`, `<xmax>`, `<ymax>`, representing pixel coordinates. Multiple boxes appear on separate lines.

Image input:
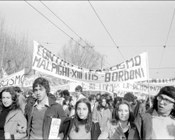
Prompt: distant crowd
<box><xmin>0</xmin><ymin>77</ymin><xmax>175</xmax><ymax>139</ymax></box>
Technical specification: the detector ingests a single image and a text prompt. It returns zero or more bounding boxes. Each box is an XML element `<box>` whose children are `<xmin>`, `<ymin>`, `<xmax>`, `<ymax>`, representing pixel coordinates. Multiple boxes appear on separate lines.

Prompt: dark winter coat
<box><xmin>59</xmin><ymin>117</ymin><xmax>101</xmax><ymax>140</ymax></box>
<box><xmin>26</xmin><ymin>97</ymin><xmax>66</xmax><ymax>139</ymax></box>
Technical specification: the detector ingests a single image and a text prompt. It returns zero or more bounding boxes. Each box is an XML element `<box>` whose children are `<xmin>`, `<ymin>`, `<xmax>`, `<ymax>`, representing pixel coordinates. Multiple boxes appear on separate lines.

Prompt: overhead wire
<box><xmin>88</xmin><ymin>0</ymin><xmax>125</xmax><ymax>61</ymax></box>
<box><xmin>158</xmin><ymin>8</ymin><xmax>175</xmax><ymax>69</ymax></box>
<box><xmin>39</xmin><ymin>0</ymin><xmax>90</xmax><ymax>47</ymax></box>
<box><xmin>24</xmin><ymin>0</ymin><xmax>84</xmax><ymax>48</ymax></box>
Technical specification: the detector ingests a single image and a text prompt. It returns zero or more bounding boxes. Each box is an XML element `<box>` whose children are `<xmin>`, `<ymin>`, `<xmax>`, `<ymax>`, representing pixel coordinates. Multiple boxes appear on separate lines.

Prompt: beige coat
<box><xmin>4</xmin><ymin>109</ymin><xmax>27</xmax><ymax>139</ymax></box>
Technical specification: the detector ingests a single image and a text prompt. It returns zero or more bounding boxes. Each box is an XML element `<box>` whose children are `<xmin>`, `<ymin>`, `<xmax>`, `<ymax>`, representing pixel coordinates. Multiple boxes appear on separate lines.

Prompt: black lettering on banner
<box><xmin>134</xmin><ymin>68</ymin><xmax>141</xmax><ymax>79</ymax></box>
<box><xmin>42</xmin><ymin>48</ymin><xmax>49</xmax><ymax>60</ymax></box>
<box><xmin>66</xmin><ymin>68</ymin><xmax>70</xmax><ymax>77</ymax></box>
<box><xmin>105</xmin><ymin>68</ymin><xmax>145</xmax><ymax>82</ymax></box>
<box><xmin>105</xmin><ymin>73</ymin><xmax>111</xmax><ymax>82</ymax></box>
<box><xmin>0</xmin><ymin>80</ymin><xmax>5</xmax><ymax>88</ymax></box>
<box><xmin>92</xmin><ymin>74</ymin><xmax>98</xmax><ymax>81</ymax></box>
<box><xmin>116</xmin><ymin>62</ymin><xmax>125</xmax><ymax>69</ymax></box>
<box><xmin>58</xmin><ymin>65</ymin><xmax>64</xmax><ymax>75</ymax></box>
<box><xmin>102</xmin><ymin>84</ymin><xmax>108</xmax><ymax>91</ymax></box>
<box><xmin>55</xmin><ymin>57</ymin><xmax>59</xmax><ymax>64</ymax></box>
<box><xmin>85</xmin><ymin>73</ymin><xmax>87</xmax><ymax>80</ymax></box>
<box><xmin>62</xmin><ymin>67</ymin><xmax>69</xmax><ymax>77</ymax></box>
<box><xmin>134</xmin><ymin>68</ymin><xmax>144</xmax><ymax>79</ymax></box>
<box><xmin>51</xmin><ymin>63</ymin><xmax>57</xmax><ymax>73</ymax></box>
<box><xmin>88</xmin><ymin>73</ymin><xmax>91</xmax><ymax>80</ymax></box>
<box><xmin>45</xmin><ymin>61</ymin><xmax>51</xmax><ymax>71</ymax></box>
<box><xmin>124</xmin><ymin>71</ymin><xmax>129</xmax><ymax>81</ymax></box>
<box><xmin>56</xmin><ymin>65</ymin><xmax>61</xmax><ymax>75</ymax></box>
<box><xmin>39</xmin><ymin>59</ymin><xmax>46</xmax><ymax>70</ymax></box>
<box><xmin>126</xmin><ymin>58</ymin><xmax>134</xmax><ymax>69</ymax></box>
<box><xmin>119</xmin><ymin>71</ymin><xmax>124</xmax><ymax>81</ymax></box>
<box><xmin>15</xmin><ymin>75</ymin><xmax>22</xmax><ymax>85</ymax></box>
<box><xmin>39</xmin><ymin>45</ymin><xmax>62</xmax><ymax>64</ymax></box>
<box><xmin>8</xmin><ymin>78</ymin><xmax>14</xmax><ymax>86</ymax></box>
<box><xmin>130</xmin><ymin>70</ymin><xmax>134</xmax><ymax>79</ymax></box>
<box><xmin>46</xmin><ymin>50</ymin><xmax>52</xmax><ymax>61</ymax></box>
<box><xmin>85</xmin><ymin>73</ymin><xmax>91</xmax><ymax>80</ymax></box>
<box><xmin>37</xmin><ymin>45</ymin><xmax>43</xmax><ymax>56</ymax></box>
<box><xmin>112</xmin><ymin>72</ymin><xmax>118</xmax><ymax>82</ymax></box>
<box><xmin>71</xmin><ymin>69</ymin><xmax>77</xmax><ymax>78</ymax></box>
<box><xmin>134</xmin><ymin>55</ymin><xmax>141</xmax><ymax>66</ymax></box>
<box><xmin>77</xmin><ymin>71</ymin><xmax>82</xmax><ymax>79</ymax></box>
<box><xmin>32</xmin><ymin>56</ymin><xmax>41</xmax><ymax>67</ymax></box>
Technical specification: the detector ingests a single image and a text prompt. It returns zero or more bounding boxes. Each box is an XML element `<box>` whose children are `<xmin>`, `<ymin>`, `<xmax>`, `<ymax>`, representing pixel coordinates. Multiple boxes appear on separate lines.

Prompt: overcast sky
<box><xmin>0</xmin><ymin>1</ymin><xmax>175</xmax><ymax>79</ymax></box>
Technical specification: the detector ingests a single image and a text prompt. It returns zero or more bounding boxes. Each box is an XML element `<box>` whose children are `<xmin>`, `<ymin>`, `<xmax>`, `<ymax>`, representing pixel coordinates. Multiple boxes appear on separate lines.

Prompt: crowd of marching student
<box><xmin>0</xmin><ymin>77</ymin><xmax>175</xmax><ymax>139</ymax></box>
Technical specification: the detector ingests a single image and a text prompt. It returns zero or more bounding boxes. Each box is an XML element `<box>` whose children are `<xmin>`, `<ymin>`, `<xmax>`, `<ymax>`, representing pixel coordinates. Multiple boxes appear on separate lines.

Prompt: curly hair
<box><xmin>32</xmin><ymin>77</ymin><xmax>50</xmax><ymax>95</ymax></box>
<box><xmin>97</xmin><ymin>94</ymin><xmax>109</xmax><ymax>111</ymax></box>
<box><xmin>0</xmin><ymin>87</ymin><xmax>20</xmax><ymax>110</ymax></box>
<box><xmin>73</xmin><ymin>98</ymin><xmax>92</xmax><ymax>133</ymax></box>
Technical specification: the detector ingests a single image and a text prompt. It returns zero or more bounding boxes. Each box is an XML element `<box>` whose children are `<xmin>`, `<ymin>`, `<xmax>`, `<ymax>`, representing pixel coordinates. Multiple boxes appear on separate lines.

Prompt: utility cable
<box><xmin>24</xmin><ymin>0</ymin><xmax>84</xmax><ymax>48</ymax></box>
<box><xmin>39</xmin><ymin>0</ymin><xmax>90</xmax><ymax>47</ymax></box>
<box><xmin>88</xmin><ymin>0</ymin><xmax>125</xmax><ymax>61</ymax></box>
<box><xmin>164</xmin><ymin>8</ymin><xmax>175</xmax><ymax>47</ymax></box>
<box><xmin>158</xmin><ymin>8</ymin><xmax>175</xmax><ymax>69</ymax></box>
<box><xmin>24</xmin><ymin>0</ymin><xmax>96</xmax><ymax>72</ymax></box>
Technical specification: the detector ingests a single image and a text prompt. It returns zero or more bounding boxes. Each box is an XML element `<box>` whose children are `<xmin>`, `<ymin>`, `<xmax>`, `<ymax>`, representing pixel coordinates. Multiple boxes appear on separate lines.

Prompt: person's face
<box><xmin>33</xmin><ymin>85</ymin><xmax>47</xmax><ymax>102</ymax></box>
<box><xmin>75</xmin><ymin>90</ymin><xmax>81</xmax><ymax>97</ymax></box>
<box><xmin>97</xmin><ymin>95</ymin><xmax>100</xmax><ymax>99</ymax></box>
<box><xmin>2</xmin><ymin>91</ymin><xmax>13</xmax><ymax>107</ymax></box>
<box><xmin>101</xmin><ymin>99</ymin><xmax>107</xmax><ymax>107</ymax></box>
<box><xmin>77</xmin><ymin>102</ymin><xmax>89</xmax><ymax>120</ymax></box>
<box><xmin>118</xmin><ymin>104</ymin><xmax>130</xmax><ymax>122</ymax></box>
<box><xmin>157</xmin><ymin>94</ymin><xmax>175</xmax><ymax>115</ymax></box>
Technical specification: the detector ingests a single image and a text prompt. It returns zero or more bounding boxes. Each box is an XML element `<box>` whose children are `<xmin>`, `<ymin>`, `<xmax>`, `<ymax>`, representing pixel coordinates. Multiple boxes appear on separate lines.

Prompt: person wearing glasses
<box><xmin>141</xmin><ymin>86</ymin><xmax>175</xmax><ymax>139</ymax></box>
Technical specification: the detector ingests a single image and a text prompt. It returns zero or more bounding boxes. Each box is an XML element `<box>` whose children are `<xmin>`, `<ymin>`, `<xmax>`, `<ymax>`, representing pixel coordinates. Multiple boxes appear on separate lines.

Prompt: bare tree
<box><xmin>0</xmin><ymin>15</ymin><xmax>33</xmax><ymax>77</ymax></box>
<box><xmin>58</xmin><ymin>39</ymin><xmax>105</xmax><ymax>70</ymax></box>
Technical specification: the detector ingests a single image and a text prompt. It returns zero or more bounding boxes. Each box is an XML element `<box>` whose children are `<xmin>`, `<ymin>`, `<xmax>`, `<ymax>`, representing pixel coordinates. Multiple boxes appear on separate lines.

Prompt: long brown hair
<box><xmin>112</xmin><ymin>100</ymin><xmax>135</xmax><ymax>124</ymax></box>
<box><xmin>74</xmin><ymin>98</ymin><xmax>92</xmax><ymax>133</ymax></box>
<box><xmin>0</xmin><ymin>87</ymin><xmax>20</xmax><ymax>110</ymax></box>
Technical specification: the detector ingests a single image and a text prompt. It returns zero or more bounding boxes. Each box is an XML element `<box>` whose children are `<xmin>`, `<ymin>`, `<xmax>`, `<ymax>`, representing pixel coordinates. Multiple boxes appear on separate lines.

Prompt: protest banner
<box><xmin>55</xmin><ymin>80</ymin><xmax>170</xmax><ymax>97</ymax></box>
<box><xmin>0</xmin><ymin>69</ymin><xmax>25</xmax><ymax>88</ymax></box>
<box><xmin>32</xmin><ymin>41</ymin><xmax>149</xmax><ymax>83</ymax></box>
<box><xmin>142</xmin><ymin>78</ymin><xmax>175</xmax><ymax>85</ymax></box>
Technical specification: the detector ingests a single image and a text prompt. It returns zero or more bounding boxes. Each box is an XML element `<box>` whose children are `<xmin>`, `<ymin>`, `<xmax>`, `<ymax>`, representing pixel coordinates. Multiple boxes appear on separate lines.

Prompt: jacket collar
<box><xmin>34</xmin><ymin>96</ymin><xmax>56</xmax><ymax>107</ymax></box>
<box><xmin>48</xmin><ymin>97</ymin><xmax>57</xmax><ymax>106</ymax></box>
<box><xmin>5</xmin><ymin>109</ymin><xmax>21</xmax><ymax>124</ymax></box>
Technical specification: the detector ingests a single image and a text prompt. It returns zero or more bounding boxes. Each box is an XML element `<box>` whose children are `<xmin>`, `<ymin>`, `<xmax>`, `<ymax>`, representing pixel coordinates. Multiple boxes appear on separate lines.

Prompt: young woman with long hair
<box><xmin>59</xmin><ymin>98</ymin><xmax>101</xmax><ymax>140</ymax></box>
<box><xmin>98</xmin><ymin>100</ymin><xmax>140</xmax><ymax>140</ymax></box>
<box><xmin>0</xmin><ymin>87</ymin><xmax>27</xmax><ymax>139</ymax></box>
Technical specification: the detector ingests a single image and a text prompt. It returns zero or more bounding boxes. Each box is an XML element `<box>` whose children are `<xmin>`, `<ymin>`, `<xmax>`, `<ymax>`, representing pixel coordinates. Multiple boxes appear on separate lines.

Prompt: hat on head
<box><xmin>158</xmin><ymin>86</ymin><xmax>175</xmax><ymax>100</ymax></box>
<box><xmin>123</xmin><ymin>92</ymin><xmax>136</xmax><ymax>102</ymax></box>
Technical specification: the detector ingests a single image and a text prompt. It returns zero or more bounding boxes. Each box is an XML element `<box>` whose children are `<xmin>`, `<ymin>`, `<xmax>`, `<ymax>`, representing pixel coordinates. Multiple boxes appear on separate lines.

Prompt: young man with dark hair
<box><xmin>75</xmin><ymin>85</ymin><xmax>85</xmax><ymax>102</ymax></box>
<box><xmin>26</xmin><ymin>77</ymin><xmax>66</xmax><ymax>139</ymax></box>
